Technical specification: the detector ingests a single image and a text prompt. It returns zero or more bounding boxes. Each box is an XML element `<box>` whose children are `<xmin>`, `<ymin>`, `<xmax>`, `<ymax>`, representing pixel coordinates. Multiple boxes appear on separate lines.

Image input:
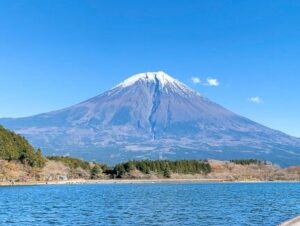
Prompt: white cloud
<box><xmin>190</xmin><ymin>76</ymin><xmax>220</xmax><ymax>87</ymax></box>
<box><xmin>191</xmin><ymin>77</ymin><xmax>201</xmax><ymax>84</ymax></box>
<box><xmin>206</xmin><ymin>77</ymin><xmax>219</xmax><ymax>87</ymax></box>
<box><xmin>248</xmin><ymin>96</ymin><xmax>263</xmax><ymax>104</ymax></box>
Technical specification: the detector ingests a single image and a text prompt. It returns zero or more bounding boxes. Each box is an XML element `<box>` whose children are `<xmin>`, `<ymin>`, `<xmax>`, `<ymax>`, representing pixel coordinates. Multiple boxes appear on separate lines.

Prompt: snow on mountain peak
<box><xmin>115</xmin><ymin>71</ymin><xmax>198</xmax><ymax>96</ymax></box>
<box><xmin>117</xmin><ymin>71</ymin><xmax>175</xmax><ymax>88</ymax></box>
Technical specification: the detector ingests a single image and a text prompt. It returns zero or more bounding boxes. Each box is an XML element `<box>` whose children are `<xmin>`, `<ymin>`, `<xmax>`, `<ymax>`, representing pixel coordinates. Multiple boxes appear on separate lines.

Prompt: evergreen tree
<box><xmin>163</xmin><ymin>167</ymin><xmax>171</xmax><ymax>178</ymax></box>
<box><xmin>34</xmin><ymin>149</ymin><xmax>46</xmax><ymax>168</ymax></box>
<box><xmin>90</xmin><ymin>164</ymin><xmax>103</xmax><ymax>179</ymax></box>
<box><xmin>114</xmin><ymin>164</ymin><xmax>126</xmax><ymax>178</ymax></box>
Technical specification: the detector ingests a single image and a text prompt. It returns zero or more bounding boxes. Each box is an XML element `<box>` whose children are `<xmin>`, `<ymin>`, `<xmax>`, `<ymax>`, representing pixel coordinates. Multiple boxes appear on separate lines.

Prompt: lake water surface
<box><xmin>0</xmin><ymin>182</ymin><xmax>299</xmax><ymax>225</ymax></box>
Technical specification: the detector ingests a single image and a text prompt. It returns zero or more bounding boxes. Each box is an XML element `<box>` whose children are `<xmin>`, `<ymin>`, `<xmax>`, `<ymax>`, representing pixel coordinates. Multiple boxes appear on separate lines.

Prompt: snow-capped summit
<box><xmin>1</xmin><ymin>71</ymin><xmax>300</xmax><ymax>166</ymax></box>
<box><xmin>115</xmin><ymin>71</ymin><xmax>197</xmax><ymax>96</ymax></box>
<box><xmin>117</xmin><ymin>71</ymin><xmax>178</xmax><ymax>88</ymax></box>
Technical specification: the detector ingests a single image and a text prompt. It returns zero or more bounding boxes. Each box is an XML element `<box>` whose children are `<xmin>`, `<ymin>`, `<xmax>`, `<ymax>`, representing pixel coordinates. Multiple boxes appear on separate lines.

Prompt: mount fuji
<box><xmin>1</xmin><ymin>71</ymin><xmax>300</xmax><ymax>166</ymax></box>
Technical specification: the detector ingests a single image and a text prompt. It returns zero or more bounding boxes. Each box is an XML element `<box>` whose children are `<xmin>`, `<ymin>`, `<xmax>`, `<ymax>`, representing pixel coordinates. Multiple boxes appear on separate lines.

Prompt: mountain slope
<box><xmin>1</xmin><ymin>71</ymin><xmax>300</xmax><ymax>166</ymax></box>
<box><xmin>0</xmin><ymin>125</ymin><xmax>45</xmax><ymax>167</ymax></box>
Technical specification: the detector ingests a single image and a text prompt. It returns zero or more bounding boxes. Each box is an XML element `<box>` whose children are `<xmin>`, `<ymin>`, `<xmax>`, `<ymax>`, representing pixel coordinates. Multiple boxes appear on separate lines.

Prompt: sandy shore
<box><xmin>0</xmin><ymin>178</ymin><xmax>225</xmax><ymax>186</ymax></box>
<box><xmin>280</xmin><ymin>215</ymin><xmax>300</xmax><ymax>226</ymax></box>
<box><xmin>1</xmin><ymin>178</ymin><xmax>300</xmax><ymax>187</ymax></box>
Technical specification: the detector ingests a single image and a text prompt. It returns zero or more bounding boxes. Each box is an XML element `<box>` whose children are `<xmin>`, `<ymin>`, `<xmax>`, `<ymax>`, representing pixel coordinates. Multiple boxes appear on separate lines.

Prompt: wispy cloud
<box><xmin>248</xmin><ymin>96</ymin><xmax>263</xmax><ymax>104</ymax></box>
<box><xmin>191</xmin><ymin>76</ymin><xmax>220</xmax><ymax>87</ymax></box>
<box><xmin>191</xmin><ymin>77</ymin><xmax>201</xmax><ymax>84</ymax></box>
<box><xmin>206</xmin><ymin>77</ymin><xmax>219</xmax><ymax>87</ymax></box>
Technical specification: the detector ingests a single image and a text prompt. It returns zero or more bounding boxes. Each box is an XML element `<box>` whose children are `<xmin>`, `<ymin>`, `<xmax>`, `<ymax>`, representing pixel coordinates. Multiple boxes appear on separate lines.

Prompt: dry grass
<box><xmin>207</xmin><ymin>160</ymin><xmax>300</xmax><ymax>181</ymax></box>
<box><xmin>1</xmin><ymin>159</ymin><xmax>300</xmax><ymax>184</ymax></box>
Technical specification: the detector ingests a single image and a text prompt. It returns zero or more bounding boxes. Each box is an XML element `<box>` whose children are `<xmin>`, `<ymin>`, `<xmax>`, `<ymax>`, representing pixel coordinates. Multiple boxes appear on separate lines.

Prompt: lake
<box><xmin>0</xmin><ymin>182</ymin><xmax>299</xmax><ymax>225</ymax></box>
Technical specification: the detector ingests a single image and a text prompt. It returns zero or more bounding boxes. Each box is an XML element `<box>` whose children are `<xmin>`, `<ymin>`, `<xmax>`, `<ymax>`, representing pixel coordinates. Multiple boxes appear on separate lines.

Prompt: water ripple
<box><xmin>0</xmin><ymin>183</ymin><xmax>299</xmax><ymax>225</ymax></box>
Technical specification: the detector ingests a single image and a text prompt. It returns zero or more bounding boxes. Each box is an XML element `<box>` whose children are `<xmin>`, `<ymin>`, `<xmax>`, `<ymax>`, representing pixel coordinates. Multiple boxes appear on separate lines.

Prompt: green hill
<box><xmin>0</xmin><ymin>125</ymin><xmax>45</xmax><ymax>167</ymax></box>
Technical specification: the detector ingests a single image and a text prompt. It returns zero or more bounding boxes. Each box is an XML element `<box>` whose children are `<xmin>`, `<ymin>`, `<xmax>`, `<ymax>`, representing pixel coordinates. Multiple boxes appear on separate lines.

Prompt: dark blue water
<box><xmin>0</xmin><ymin>183</ymin><xmax>299</xmax><ymax>225</ymax></box>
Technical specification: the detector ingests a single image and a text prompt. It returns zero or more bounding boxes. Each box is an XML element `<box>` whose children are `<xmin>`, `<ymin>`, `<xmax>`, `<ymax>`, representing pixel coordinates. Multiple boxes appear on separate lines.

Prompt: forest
<box><xmin>113</xmin><ymin>160</ymin><xmax>212</xmax><ymax>178</ymax></box>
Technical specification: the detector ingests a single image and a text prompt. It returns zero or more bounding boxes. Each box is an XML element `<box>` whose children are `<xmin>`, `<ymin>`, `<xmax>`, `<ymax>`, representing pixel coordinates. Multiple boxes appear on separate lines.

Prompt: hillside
<box><xmin>0</xmin><ymin>126</ymin><xmax>107</xmax><ymax>183</ymax></box>
<box><xmin>0</xmin><ymin>125</ymin><xmax>45</xmax><ymax>167</ymax></box>
<box><xmin>1</xmin><ymin>125</ymin><xmax>300</xmax><ymax>184</ymax></box>
<box><xmin>113</xmin><ymin>159</ymin><xmax>300</xmax><ymax>181</ymax></box>
<box><xmin>2</xmin><ymin>157</ymin><xmax>300</xmax><ymax>185</ymax></box>
<box><xmin>1</xmin><ymin>72</ymin><xmax>300</xmax><ymax>166</ymax></box>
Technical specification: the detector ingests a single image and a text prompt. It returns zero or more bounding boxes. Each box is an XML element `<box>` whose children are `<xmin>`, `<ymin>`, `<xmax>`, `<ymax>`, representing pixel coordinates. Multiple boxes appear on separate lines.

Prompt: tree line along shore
<box><xmin>1</xmin><ymin>125</ymin><xmax>300</xmax><ymax>184</ymax></box>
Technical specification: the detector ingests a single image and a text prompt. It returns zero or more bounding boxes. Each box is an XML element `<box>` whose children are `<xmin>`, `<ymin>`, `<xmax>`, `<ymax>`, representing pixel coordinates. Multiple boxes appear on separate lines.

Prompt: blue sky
<box><xmin>0</xmin><ymin>0</ymin><xmax>300</xmax><ymax>137</ymax></box>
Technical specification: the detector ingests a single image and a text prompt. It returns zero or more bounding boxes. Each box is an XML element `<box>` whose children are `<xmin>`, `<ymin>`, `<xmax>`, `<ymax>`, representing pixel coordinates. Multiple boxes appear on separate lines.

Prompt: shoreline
<box><xmin>0</xmin><ymin>178</ymin><xmax>223</xmax><ymax>186</ymax></box>
<box><xmin>1</xmin><ymin>178</ymin><xmax>300</xmax><ymax>187</ymax></box>
<box><xmin>280</xmin><ymin>215</ymin><xmax>300</xmax><ymax>226</ymax></box>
